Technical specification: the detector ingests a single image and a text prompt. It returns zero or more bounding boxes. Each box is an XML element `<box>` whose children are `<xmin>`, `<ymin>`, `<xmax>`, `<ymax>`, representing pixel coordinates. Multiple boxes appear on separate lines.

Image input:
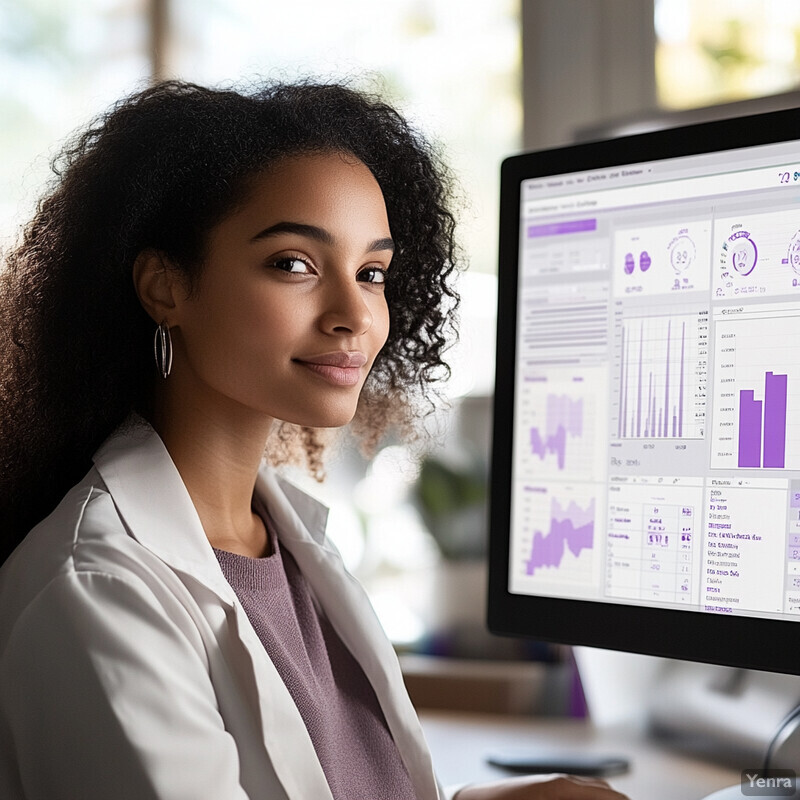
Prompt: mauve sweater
<box><xmin>213</xmin><ymin>521</ymin><xmax>418</xmax><ymax>800</ymax></box>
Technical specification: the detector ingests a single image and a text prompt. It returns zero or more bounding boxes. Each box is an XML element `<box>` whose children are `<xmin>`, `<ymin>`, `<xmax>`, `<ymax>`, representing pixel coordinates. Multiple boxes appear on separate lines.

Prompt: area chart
<box><xmin>515</xmin><ymin>369</ymin><xmax>607</xmax><ymax>481</ymax></box>
<box><xmin>509</xmin><ymin>483</ymin><xmax>600</xmax><ymax>594</ymax></box>
<box><xmin>525</xmin><ymin>495</ymin><xmax>595</xmax><ymax>576</ymax></box>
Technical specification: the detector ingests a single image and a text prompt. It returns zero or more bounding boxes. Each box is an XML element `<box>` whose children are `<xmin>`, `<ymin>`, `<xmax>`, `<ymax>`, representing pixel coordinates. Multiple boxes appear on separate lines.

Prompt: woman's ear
<box><xmin>132</xmin><ymin>249</ymin><xmax>183</xmax><ymax>324</ymax></box>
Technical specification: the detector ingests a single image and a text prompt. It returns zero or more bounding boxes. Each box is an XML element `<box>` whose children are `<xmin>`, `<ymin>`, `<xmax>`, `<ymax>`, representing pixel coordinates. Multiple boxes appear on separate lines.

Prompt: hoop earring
<box><xmin>154</xmin><ymin>321</ymin><xmax>173</xmax><ymax>379</ymax></box>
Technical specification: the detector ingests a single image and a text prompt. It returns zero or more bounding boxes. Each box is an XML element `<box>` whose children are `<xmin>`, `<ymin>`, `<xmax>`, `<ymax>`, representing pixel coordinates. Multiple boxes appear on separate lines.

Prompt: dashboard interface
<box><xmin>509</xmin><ymin>138</ymin><xmax>800</xmax><ymax>625</ymax></box>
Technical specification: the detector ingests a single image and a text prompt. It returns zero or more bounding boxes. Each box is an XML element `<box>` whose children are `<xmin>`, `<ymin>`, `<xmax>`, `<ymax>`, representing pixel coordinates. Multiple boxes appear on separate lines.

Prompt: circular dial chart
<box><xmin>713</xmin><ymin>211</ymin><xmax>800</xmax><ymax>299</ymax></box>
<box><xmin>668</xmin><ymin>233</ymin><xmax>696</xmax><ymax>274</ymax></box>
<box><xmin>725</xmin><ymin>230</ymin><xmax>758</xmax><ymax>277</ymax></box>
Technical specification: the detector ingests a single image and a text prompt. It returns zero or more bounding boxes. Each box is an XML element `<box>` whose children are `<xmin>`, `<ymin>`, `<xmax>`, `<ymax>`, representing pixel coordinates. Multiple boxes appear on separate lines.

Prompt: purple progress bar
<box><xmin>527</xmin><ymin>218</ymin><xmax>597</xmax><ymax>238</ymax></box>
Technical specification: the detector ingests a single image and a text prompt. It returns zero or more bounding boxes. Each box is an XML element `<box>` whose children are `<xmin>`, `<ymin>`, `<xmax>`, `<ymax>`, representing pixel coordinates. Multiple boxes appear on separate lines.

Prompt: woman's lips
<box><xmin>294</xmin><ymin>351</ymin><xmax>367</xmax><ymax>386</ymax></box>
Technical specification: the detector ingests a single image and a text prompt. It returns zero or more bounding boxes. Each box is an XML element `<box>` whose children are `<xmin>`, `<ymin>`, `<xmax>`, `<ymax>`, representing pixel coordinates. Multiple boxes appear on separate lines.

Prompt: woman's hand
<box><xmin>453</xmin><ymin>774</ymin><xmax>631</xmax><ymax>800</ymax></box>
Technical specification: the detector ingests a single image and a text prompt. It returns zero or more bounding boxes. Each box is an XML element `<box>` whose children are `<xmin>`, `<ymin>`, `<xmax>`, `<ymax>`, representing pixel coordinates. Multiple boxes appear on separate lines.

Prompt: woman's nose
<box><xmin>318</xmin><ymin>278</ymin><xmax>373</xmax><ymax>336</ymax></box>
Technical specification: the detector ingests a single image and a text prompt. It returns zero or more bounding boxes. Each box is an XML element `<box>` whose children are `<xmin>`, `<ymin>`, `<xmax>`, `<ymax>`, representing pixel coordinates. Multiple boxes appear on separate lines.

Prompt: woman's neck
<box><xmin>149</xmin><ymin>379</ymin><xmax>275</xmax><ymax>556</ymax></box>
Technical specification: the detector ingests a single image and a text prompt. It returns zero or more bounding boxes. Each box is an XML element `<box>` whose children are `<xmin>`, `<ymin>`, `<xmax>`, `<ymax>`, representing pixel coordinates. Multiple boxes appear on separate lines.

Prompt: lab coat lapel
<box><xmin>255</xmin><ymin>468</ymin><xmax>442</xmax><ymax>800</ymax></box>
<box><xmin>91</xmin><ymin>417</ymin><xmax>232</xmax><ymax>597</ymax></box>
<box><xmin>92</xmin><ymin>417</ymin><xmax>335</xmax><ymax>800</ymax></box>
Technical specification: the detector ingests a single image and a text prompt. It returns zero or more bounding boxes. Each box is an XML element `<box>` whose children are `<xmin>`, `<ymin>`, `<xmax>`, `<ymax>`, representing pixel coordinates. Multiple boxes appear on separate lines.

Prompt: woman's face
<box><xmin>168</xmin><ymin>151</ymin><xmax>393</xmax><ymax>429</ymax></box>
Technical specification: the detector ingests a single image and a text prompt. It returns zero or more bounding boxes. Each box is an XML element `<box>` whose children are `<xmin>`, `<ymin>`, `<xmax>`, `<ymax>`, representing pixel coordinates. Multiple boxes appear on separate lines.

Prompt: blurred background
<box><xmin>5</xmin><ymin>0</ymin><xmax>800</xmax><ymax>718</ymax></box>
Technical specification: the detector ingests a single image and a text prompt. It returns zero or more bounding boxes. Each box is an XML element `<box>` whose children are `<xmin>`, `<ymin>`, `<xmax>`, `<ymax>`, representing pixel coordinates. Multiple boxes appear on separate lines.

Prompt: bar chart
<box><xmin>612</xmin><ymin>310</ymin><xmax>708</xmax><ymax>440</ymax></box>
<box><xmin>712</xmin><ymin>306</ymin><xmax>800</xmax><ymax>470</ymax></box>
<box><xmin>738</xmin><ymin>372</ymin><xmax>787</xmax><ymax>468</ymax></box>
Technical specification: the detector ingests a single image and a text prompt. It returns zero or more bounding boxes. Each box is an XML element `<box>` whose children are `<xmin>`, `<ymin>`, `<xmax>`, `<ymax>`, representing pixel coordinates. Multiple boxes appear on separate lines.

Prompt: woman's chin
<box><xmin>276</xmin><ymin>407</ymin><xmax>358</xmax><ymax>430</ymax></box>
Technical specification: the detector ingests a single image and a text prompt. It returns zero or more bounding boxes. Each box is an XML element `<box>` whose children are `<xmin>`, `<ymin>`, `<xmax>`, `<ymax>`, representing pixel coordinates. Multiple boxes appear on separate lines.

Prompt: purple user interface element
<box><xmin>788</xmin><ymin>230</ymin><xmax>800</xmax><ymax>276</ymax></box>
<box><xmin>727</xmin><ymin>230</ymin><xmax>758</xmax><ymax>276</ymax></box>
<box><xmin>669</xmin><ymin>234</ymin><xmax>695</xmax><ymax>273</ymax></box>
<box><xmin>624</xmin><ymin>252</ymin><xmax>635</xmax><ymax>275</ymax></box>
<box><xmin>622</xmin><ymin>251</ymin><xmax>654</xmax><ymax>274</ymax></box>
<box><xmin>525</xmin><ymin>496</ymin><xmax>594</xmax><ymax>575</ymax></box>
<box><xmin>527</xmin><ymin>218</ymin><xmax>597</xmax><ymax>238</ymax></box>
<box><xmin>737</xmin><ymin>371</ymin><xmax>788</xmax><ymax>468</ymax></box>
<box><xmin>529</xmin><ymin>394</ymin><xmax>584</xmax><ymax>471</ymax></box>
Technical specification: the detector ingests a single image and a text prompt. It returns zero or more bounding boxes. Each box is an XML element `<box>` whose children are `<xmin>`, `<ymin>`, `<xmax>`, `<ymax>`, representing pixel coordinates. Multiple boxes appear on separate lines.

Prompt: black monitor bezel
<box><xmin>488</xmin><ymin>107</ymin><xmax>800</xmax><ymax>676</ymax></box>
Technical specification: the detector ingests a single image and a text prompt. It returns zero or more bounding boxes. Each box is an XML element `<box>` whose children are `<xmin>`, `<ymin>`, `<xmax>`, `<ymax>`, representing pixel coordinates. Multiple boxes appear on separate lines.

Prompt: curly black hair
<box><xmin>0</xmin><ymin>79</ymin><xmax>461</xmax><ymax>563</ymax></box>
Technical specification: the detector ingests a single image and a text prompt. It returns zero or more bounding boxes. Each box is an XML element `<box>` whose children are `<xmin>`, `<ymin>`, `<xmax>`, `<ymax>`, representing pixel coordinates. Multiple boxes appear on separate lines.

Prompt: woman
<box><xmin>0</xmin><ymin>80</ymin><xmax>628</xmax><ymax>800</ymax></box>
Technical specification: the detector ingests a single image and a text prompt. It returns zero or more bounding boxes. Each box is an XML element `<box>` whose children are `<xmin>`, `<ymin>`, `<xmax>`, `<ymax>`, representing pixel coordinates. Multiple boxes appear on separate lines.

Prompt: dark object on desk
<box><xmin>486</xmin><ymin>748</ymin><xmax>629</xmax><ymax>777</ymax></box>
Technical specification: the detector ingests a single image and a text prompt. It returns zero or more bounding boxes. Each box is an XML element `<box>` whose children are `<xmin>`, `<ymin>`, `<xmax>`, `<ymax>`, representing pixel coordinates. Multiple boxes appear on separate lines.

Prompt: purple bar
<box><xmin>763</xmin><ymin>371</ymin><xmax>788</xmax><ymax>468</ymax></box>
<box><xmin>527</xmin><ymin>218</ymin><xmax>597</xmax><ymax>238</ymax></box>
<box><xmin>645</xmin><ymin>373</ymin><xmax>653</xmax><ymax>437</ymax></box>
<box><xmin>623</xmin><ymin>334</ymin><xmax>629</xmax><ymax>437</ymax></box>
<box><xmin>651</xmin><ymin>390</ymin><xmax>656</xmax><ymax>439</ymax></box>
<box><xmin>636</xmin><ymin>323</ymin><xmax>643</xmax><ymax>437</ymax></box>
<box><xmin>658</xmin><ymin>407</ymin><xmax>662</xmax><ymax>439</ymax></box>
<box><xmin>618</xmin><ymin>326</ymin><xmax>626</xmax><ymax>438</ymax></box>
<box><xmin>738</xmin><ymin>389</ymin><xmax>762</xmax><ymax>468</ymax></box>
<box><xmin>664</xmin><ymin>320</ymin><xmax>671</xmax><ymax>437</ymax></box>
<box><xmin>678</xmin><ymin>323</ymin><xmax>685</xmax><ymax>438</ymax></box>
<box><xmin>672</xmin><ymin>407</ymin><xmax>677</xmax><ymax>437</ymax></box>
<box><xmin>622</xmin><ymin>341</ymin><xmax>631</xmax><ymax>436</ymax></box>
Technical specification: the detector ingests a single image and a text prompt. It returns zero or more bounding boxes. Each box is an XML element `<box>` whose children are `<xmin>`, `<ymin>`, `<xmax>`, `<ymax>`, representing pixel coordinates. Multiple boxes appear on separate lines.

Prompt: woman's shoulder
<box><xmin>10</xmin><ymin>466</ymin><xmax>123</xmax><ymax>563</ymax></box>
<box><xmin>0</xmin><ymin>468</ymin><xmax>159</xmax><ymax>638</ymax></box>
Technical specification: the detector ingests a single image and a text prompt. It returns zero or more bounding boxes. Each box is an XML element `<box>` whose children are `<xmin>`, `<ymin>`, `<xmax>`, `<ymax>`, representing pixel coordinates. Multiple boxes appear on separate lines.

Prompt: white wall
<box><xmin>521</xmin><ymin>0</ymin><xmax>657</xmax><ymax>150</ymax></box>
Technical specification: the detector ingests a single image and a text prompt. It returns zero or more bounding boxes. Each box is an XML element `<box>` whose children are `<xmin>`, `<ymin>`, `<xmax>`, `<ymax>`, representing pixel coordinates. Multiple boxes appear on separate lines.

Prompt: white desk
<box><xmin>419</xmin><ymin>710</ymin><xmax>742</xmax><ymax>800</ymax></box>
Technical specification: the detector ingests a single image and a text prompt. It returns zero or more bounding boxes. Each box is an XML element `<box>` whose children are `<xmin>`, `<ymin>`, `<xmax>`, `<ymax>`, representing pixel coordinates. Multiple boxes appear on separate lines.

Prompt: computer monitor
<box><xmin>488</xmin><ymin>107</ymin><xmax>800</xmax><ymax>677</ymax></box>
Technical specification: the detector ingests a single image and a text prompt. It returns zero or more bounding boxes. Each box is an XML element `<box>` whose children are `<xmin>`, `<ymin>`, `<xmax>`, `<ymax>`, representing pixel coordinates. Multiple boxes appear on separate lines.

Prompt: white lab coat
<box><xmin>0</xmin><ymin>414</ymin><xmax>451</xmax><ymax>800</ymax></box>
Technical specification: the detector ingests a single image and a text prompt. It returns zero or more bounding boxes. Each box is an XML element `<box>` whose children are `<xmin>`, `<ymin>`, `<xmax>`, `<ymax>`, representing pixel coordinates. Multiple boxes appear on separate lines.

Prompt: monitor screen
<box><xmin>488</xmin><ymin>108</ymin><xmax>800</xmax><ymax>675</ymax></box>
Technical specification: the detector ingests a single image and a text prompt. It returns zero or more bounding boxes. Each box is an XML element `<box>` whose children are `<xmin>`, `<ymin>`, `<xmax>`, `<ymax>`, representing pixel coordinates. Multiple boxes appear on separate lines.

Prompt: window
<box><xmin>0</xmin><ymin>0</ymin><xmax>149</xmax><ymax>245</ymax></box>
<box><xmin>2</xmin><ymin>0</ymin><xmax>520</xmax><ymax>277</ymax></box>
<box><xmin>655</xmin><ymin>0</ymin><xmax>800</xmax><ymax>109</ymax></box>
<box><xmin>166</xmin><ymin>0</ymin><xmax>520</xmax><ymax>274</ymax></box>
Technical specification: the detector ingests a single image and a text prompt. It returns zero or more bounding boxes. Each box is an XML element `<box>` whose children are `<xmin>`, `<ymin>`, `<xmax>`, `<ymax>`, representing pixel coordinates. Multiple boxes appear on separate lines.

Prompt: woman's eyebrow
<box><xmin>367</xmin><ymin>237</ymin><xmax>395</xmax><ymax>254</ymax></box>
<box><xmin>250</xmin><ymin>221</ymin><xmax>334</xmax><ymax>245</ymax></box>
<box><xmin>251</xmin><ymin>222</ymin><xmax>394</xmax><ymax>254</ymax></box>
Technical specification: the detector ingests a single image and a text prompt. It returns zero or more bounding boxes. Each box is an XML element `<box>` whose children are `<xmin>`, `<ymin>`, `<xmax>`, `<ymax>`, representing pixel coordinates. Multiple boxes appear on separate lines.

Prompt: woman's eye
<box><xmin>358</xmin><ymin>267</ymin><xmax>387</xmax><ymax>284</ymax></box>
<box><xmin>272</xmin><ymin>256</ymin><xmax>312</xmax><ymax>274</ymax></box>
